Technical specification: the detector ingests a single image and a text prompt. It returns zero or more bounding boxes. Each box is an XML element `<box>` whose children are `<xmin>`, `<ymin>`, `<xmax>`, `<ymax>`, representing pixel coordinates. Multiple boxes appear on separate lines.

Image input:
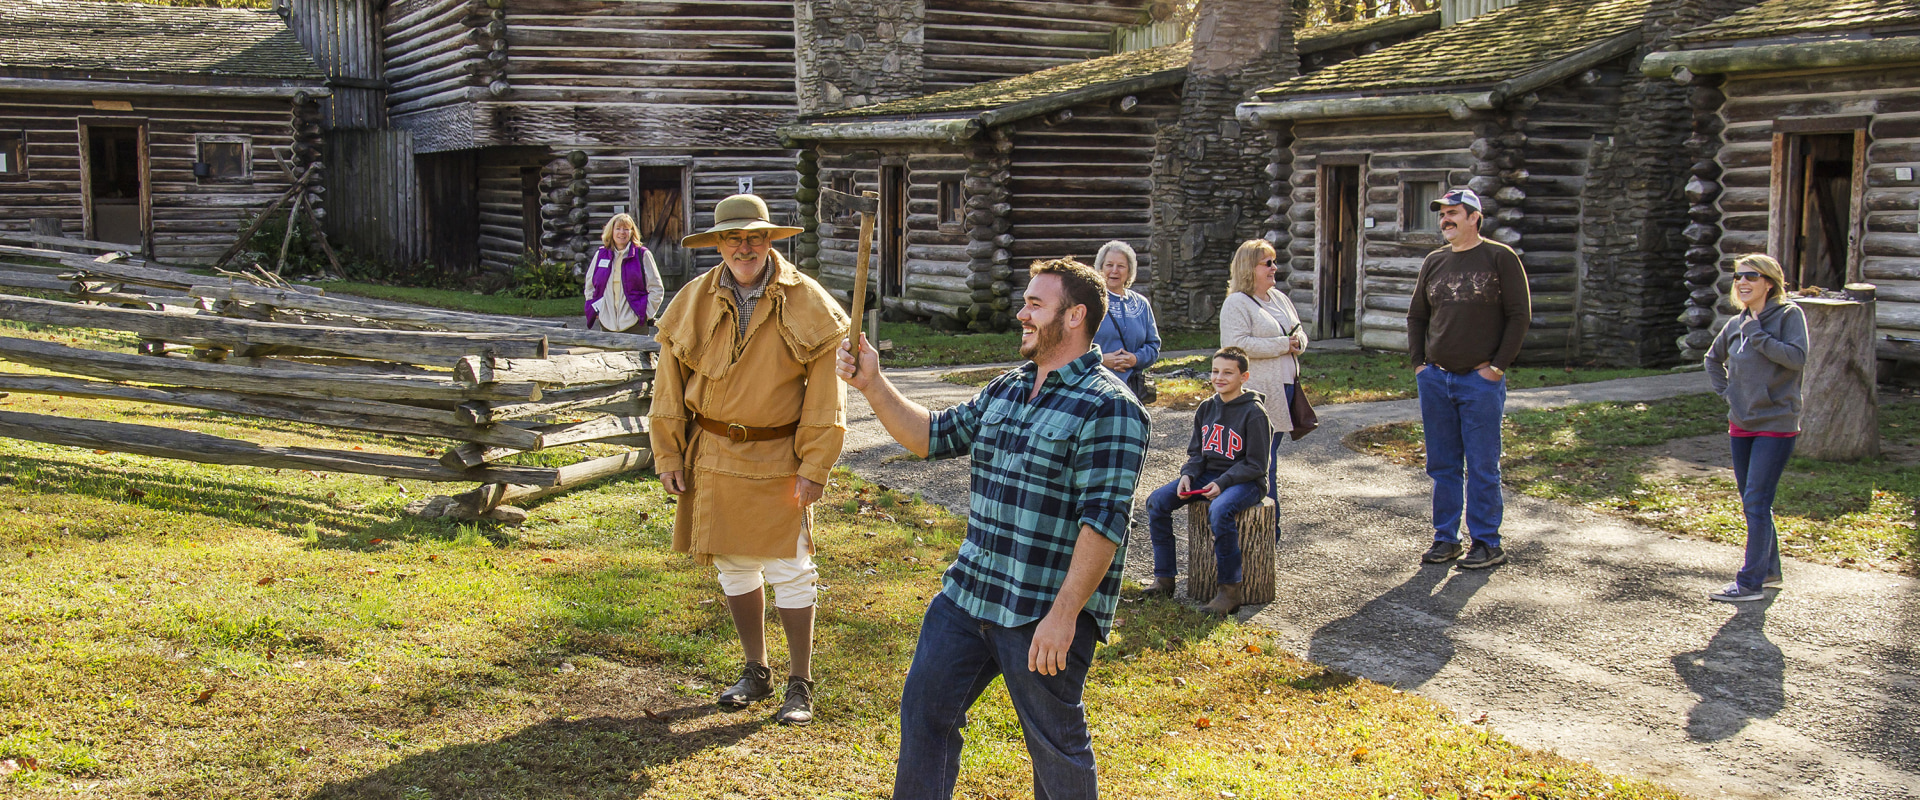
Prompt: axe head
<box><xmin>818</xmin><ymin>187</ymin><xmax>879</xmax><ymax>217</ymax></box>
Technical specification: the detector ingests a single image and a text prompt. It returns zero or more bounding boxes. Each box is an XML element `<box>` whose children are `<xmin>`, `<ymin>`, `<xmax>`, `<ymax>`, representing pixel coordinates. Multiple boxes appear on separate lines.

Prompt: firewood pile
<box><xmin>0</xmin><ymin>232</ymin><xmax>654</xmax><ymax>525</ymax></box>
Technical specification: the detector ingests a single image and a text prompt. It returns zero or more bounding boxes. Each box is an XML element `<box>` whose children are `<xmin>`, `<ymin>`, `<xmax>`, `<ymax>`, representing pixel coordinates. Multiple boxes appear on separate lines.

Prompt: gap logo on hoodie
<box><xmin>1200</xmin><ymin>425</ymin><xmax>1244</xmax><ymax>459</ymax></box>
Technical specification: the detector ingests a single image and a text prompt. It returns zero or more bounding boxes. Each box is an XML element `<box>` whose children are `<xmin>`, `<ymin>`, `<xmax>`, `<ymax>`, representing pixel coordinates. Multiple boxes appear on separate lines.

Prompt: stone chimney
<box><xmin>794</xmin><ymin>0</ymin><xmax>928</xmax><ymax>116</ymax></box>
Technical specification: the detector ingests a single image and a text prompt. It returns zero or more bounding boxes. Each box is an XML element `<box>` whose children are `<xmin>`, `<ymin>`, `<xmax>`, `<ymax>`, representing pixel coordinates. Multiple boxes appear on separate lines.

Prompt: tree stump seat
<box><xmin>1186</xmin><ymin>496</ymin><xmax>1276</xmax><ymax>604</ymax></box>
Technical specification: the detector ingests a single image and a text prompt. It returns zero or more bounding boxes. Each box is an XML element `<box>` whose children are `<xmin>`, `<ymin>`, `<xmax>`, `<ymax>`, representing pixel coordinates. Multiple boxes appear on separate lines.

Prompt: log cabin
<box><xmin>1240</xmin><ymin>0</ymin><xmax>1763</xmax><ymax>366</ymax></box>
<box><xmin>292</xmin><ymin>0</ymin><xmax>1157</xmax><ymax>287</ymax></box>
<box><xmin>782</xmin><ymin>12</ymin><xmax>1440</xmax><ymax>332</ymax></box>
<box><xmin>0</xmin><ymin>0</ymin><xmax>327</xmax><ymax>262</ymax></box>
<box><xmin>1640</xmin><ymin>0</ymin><xmax>1920</xmax><ymax>365</ymax></box>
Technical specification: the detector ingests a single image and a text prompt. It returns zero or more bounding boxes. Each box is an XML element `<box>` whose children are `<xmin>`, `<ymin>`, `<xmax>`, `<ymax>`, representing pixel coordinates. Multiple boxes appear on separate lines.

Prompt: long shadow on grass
<box><xmin>0</xmin><ymin>453</ymin><xmax>443</xmax><ymax>547</ymax></box>
<box><xmin>1671</xmin><ymin>601</ymin><xmax>1781</xmax><ymax>741</ymax></box>
<box><xmin>305</xmin><ymin>710</ymin><xmax>761</xmax><ymax>799</ymax></box>
<box><xmin>1305</xmin><ymin>563</ymin><xmax>1490</xmax><ymax>690</ymax></box>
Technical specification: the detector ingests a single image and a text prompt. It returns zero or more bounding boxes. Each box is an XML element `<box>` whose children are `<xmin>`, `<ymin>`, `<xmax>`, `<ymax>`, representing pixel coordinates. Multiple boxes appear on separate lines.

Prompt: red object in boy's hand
<box><xmin>1179</xmin><ymin>488</ymin><xmax>1208</xmax><ymax>498</ymax></box>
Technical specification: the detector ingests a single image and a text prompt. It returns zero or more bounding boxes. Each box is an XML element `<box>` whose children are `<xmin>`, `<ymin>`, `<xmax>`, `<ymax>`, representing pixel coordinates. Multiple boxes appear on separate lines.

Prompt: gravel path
<box><xmin>837</xmin><ymin>364</ymin><xmax>1920</xmax><ymax>800</ymax></box>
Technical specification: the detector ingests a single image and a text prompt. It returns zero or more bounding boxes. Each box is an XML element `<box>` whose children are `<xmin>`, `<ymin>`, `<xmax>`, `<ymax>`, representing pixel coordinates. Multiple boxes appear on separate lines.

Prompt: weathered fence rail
<box><xmin>0</xmin><ymin>232</ymin><xmax>654</xmax><ymax>524</ymax></box>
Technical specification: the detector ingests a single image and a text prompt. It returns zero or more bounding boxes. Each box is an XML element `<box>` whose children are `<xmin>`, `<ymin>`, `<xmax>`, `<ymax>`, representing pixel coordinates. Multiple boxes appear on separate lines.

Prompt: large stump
<box><xmin>1186</xmin><ymin>497</ymin><xmax>1276</xmax><ymax>605</ymax></box>
<box><xmin>1799</xmin><ymin>290</ymin><xmax>1879</xmax><ymax>461</ymax></box>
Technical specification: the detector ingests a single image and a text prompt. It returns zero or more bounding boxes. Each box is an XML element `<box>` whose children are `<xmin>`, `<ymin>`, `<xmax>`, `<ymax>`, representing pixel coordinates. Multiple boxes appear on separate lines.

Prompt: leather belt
<box><xmin>694</xmin><ymin>415</ymin><xmax>798</xmax><ymax>443</ymax></box>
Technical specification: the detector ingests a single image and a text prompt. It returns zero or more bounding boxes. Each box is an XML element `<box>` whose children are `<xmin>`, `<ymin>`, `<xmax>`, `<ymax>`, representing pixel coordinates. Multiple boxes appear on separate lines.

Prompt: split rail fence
<box><xmin>0</xmin><ymin>232</ymin><xmax>655</xmax><ymax>524</ymax></box>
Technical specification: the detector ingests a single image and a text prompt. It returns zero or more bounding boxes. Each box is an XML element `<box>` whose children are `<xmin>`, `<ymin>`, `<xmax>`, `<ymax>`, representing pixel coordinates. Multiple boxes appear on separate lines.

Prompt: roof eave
<box><xmin>784</xmin><ymin>66</ymin><xmax>1187</xmax><ymax>144</ymax></box>
<box><xmin>1643</xmin><ymin>34</ymin><xmax>1920</xmax><ymax>78</ymax></box>
<box><xmin>0</xmin><ymin>75</ymin><xmax>329</xmax><ymax>99</ymax></box>
<box><xmin>1297</xmin><ymin>12</ymin><xmax>1443</xmax><ymax>56</ymax></box>
<box><xmin>1242</xmin><ymin>29</ymin><xmax>1641</xmax><ymax>125</ymax></box>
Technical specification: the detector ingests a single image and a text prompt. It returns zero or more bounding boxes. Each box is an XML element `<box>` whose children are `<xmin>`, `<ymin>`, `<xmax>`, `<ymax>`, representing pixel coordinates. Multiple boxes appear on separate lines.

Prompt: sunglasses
<box><xmin>1732</xmin><ymin>271</ymin><xmax>1766</xmax><ymax>282</ymax></box>
<box><xmin>1260</xmin><ymin>258</ymin><xmax>1276</xmax><ymax>267</ymax></box>
<box><xmin>718</xmin><ymin>232</ymin><xmax>772</xmax><ymax>247</ymax></box>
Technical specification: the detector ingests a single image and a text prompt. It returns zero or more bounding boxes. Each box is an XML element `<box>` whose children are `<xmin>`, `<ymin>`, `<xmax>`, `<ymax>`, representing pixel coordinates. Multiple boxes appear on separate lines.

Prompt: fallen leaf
<box><xmin>352</xmin><ymin>446</ymin><xmax>363</xmax><ymax>451</ymax></box>
<box><xmin>192</xmin><ymin>688</ymin><xmax>215</xmax><ymax>704</ymax></box>
<box><xmin>93</xmin><ymin>449</ymin><xmax>108</xmax><ymax>455</ymax></box>
<box><xmin>370</xmin><ymin>538</ymin><xmax>384</xmax><ymax>545</ymax></box>
<box><xmin>1243</xmin><ymin>643</ymin><xmax>1262</xmax><ymax>654</ymax></box>
<box><xmin>1351</xmin><ymin>746</ymin><xmax>1370</xmax><ymax>759</ymax></box>
<box><xmin>256</xmin><ymin>576</ymin><xmax>275</xmax><ymax>586</ymax></box>
<box><xmin>1173</xmin><ymin>677</ymin><xmax>1188</xmax><ymax>688</ymax></box>
<box><xmin>427</xmin><ymin>554</ymin><xmax>441</xmax><ymax>562</ymax></box>
<box><xmin>126</xmin><ymin>487</ymin><xmax>146</xmax><ymax>499</ymax></box>
<box><xmin>1472</xmin><ymin>711</ymin><xmax>1490</xmax><ymax>725</ymax></box>
<box><xmin>297</xmin><ymin>745</ymin><xmax>311</xmax><ymax>757</ymax></box>
<box><xmin>364</xmin><ymin>568</ymin><xmax>379</xmax><ymax>575</ymax></box>
<box><xmin>540</xmin><ymin>557</ymin><xmax>556</xmax><ymax>563</ymax></box>
<box><xmin>1194</xmin><ymin>716</ymin><xmax>1212</xmax><ymax>729</ymax></box>
<box><xmin>643</xmin><ymin>708</ymin><xmax>662</xmax><ymax>721</ymax></box>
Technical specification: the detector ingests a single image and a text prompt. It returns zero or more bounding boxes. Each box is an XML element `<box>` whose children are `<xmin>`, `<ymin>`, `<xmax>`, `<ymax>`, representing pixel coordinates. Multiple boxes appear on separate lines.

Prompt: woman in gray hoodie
<box><xmin>1703</xmin><ymin>254</ymin><xmax>1808</xmax><ymax>603</ymax></box>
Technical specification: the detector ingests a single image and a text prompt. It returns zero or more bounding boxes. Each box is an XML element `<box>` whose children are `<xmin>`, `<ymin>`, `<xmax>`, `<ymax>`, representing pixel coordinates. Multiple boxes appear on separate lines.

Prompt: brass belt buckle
<box><xmin>727</xmin><ymin>423</ymin><xmax>750</xmax><ymax>443</ymax></box>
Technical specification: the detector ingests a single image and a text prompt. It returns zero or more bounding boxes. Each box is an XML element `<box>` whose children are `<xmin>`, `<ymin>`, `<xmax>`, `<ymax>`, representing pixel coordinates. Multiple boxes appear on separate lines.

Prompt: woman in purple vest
<box><xmin>585</xmin><ymin>213</ymin><xmax>665</xmax><ymax>334</ymax></box>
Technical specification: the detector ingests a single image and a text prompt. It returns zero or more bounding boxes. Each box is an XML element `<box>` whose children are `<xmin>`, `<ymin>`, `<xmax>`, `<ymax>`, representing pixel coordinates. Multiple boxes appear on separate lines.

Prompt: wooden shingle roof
<box><xmin>1258</xmin><ymin>0</ymin><xmax>1653</xmax><ymax>98</ymax></box>
<box><xmin>817</xmin><ymin>41</ymin><xmax>1193</xmax><ymax>121</ymax></box>
<box><xmin>0</xmin><ymin>0</ymin><xmax>322</xmax><ymax>80</ymax></box>
<box><xmin>1677</xmin><ymin>0</ymin><xmax>1920</xmax><ymax>44</ymax></box>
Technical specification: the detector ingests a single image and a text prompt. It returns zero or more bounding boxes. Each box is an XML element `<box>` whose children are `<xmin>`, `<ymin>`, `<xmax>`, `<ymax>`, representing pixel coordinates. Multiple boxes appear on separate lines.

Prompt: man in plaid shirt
<box><xmin>838</xmin><ymin>258</ymin><xmax>1149</xmax><ymax>800</ymax></box>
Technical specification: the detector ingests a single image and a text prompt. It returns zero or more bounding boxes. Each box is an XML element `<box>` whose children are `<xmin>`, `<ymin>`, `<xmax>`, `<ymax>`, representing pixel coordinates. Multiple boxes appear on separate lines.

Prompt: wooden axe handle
<box><xmin>849</xmin><ymin>190</ymin><xmax>879</xmax><ymax>352</ymax></box>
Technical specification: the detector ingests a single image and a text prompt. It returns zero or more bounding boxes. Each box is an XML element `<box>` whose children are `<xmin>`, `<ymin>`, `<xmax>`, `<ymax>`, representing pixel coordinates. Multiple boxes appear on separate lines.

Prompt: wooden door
<box><xmin>1318</xmin><ymin>164</ymin><xmax>1362</xmax><ymax>340</ymax></box>
<box><xmin>79</xmin><ymin>122</ymin><xmax>149</xmax><ymax>252</ymax></box>
<box><xmin>632</xmin><ymin>164</ymin><xmax>690</xmax><ymax>287</ymax></box>
<box><xmin>1770</xmin><ymin>124</ymin><xmax>1869</xmax><ymax>291</ymax></box>
<box><xmin>881</xmin><ymin>164</ymin><xmax>907</xmax><ymax>299</ymax></box>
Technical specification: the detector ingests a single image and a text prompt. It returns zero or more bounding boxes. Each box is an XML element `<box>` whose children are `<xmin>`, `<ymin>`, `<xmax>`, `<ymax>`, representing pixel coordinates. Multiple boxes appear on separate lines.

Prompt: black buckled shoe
<box><xmin>717</xmin><ymin>661</ymin><xmax>774</xmax><ymax>708</ymax></box>
<box><xmin>773</xmin><ymin>676</ymin><xmax>815</xmax><ymax>726</ymax></box>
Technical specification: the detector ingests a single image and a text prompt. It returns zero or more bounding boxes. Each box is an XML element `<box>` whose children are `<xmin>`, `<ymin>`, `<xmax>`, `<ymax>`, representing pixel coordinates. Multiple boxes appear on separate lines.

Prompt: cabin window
<box><xmin>195</xmin><ymin>135</ymin><xmax>251</xmax><ymax>183</ymax></box>
<box><xmin>1403</xmin><ymin>181</ymin><xmax>1442</xmax><ymax>231</ymax></box>
<box><xmin>938</xmin><ymin>180</ymin><xmax>963</xmax><ymax>230</ymax></box>
<box><xmin>0</xmin><ymin>132</ymin><xmax>22</xmax><ymax>177</ymax></box>
<box><xmin>830</xmin><ymin>174</ymin><xmax>856</xmax><ymax>221</ymax></box>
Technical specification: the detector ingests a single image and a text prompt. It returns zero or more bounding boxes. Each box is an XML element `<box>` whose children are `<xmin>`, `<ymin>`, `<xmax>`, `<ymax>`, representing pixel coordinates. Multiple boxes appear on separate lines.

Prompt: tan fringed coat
<box><xmin>649</xmin><ymin>253</ymin><xmax>850</xmax><ymax>563</ymax></box>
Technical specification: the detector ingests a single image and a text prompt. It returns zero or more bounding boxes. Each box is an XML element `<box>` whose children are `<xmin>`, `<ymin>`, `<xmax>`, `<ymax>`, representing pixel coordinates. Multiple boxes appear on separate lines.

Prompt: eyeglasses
<box><xmin>1732</xmin><ymin>271</ymin><xmax>1765</xmax><ymax>282</ymax></box>
<box><xmin>718</xmin><ymin>232</ymin><xmax>771</xmax><ymax>247</ymax></box>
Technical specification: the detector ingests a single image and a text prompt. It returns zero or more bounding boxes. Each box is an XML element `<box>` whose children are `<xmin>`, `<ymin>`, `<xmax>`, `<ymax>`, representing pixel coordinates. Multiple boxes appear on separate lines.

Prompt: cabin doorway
<box><xmin>880</xmin><ymin>163</ymin><xmax>908</xmax><ymax>301</ymax></box>
<box><xmin>1318</xmin><ymin>163</ymin><xmax>1362</xmax><ymax>340</ymax></box>
<box><xmin>631</xmin><ymin>161</ymin><xmax>691</xmax><ymax>288</ymax></box>
<box><xmin>1775</xmin><ymin>130</ymin><xmax>1864</xmax><ymax>291</ymax></box>
<box><xmin>519</xmin><ymin>166</ymin><xmax>542</xmax><ymax>260</ymax></box>
<box><xmin>80</xmin><ymin>123</ymin><xmax>148</xmax><ymax>251</ymax></box>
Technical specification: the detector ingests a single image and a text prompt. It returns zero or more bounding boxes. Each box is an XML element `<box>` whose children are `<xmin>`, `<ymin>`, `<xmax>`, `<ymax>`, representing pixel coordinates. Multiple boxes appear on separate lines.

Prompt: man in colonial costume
<box><xmin>649</xmin><ymin>194</ymin><xmax>850</xmax><ymax>725</ymax></box>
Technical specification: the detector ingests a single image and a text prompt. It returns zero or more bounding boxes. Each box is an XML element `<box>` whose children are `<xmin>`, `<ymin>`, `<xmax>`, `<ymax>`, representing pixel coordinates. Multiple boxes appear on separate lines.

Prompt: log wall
<box><xmin>0</xmin><ymin>91</ymin><xmax>310</xmax><ymax>264</ymax></box>
<box><xmin>476</xmin><ymin>147</ymin><xmax>550</xmax><ymax>273</ymax></box>
<box><xmin>812</xmin><ymin>142</ymin><xmax>972</xmax><ymax>323</ymax></box>
<box><xmin>922</xmin><ymin>0</ymin><xmax>1147</xmax><ymax>93</ymax></box>
<box><xmin>382</xmin><ymin>0</ymin><xmax>490</xmax><ymax>130</ymax></box>
<box><xmin>1707</xmin><ymin>63</ymin><xmax>1920</xmax><ymax>363</ymax></box>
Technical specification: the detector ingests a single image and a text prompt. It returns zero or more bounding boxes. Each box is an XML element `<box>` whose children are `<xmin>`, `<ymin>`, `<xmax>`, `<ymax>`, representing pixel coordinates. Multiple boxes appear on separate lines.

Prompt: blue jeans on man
<box><xmin>894</xmin><ymin>593</ymin><xmax>1101</xmax><ymax>800</ymax></box>
<box><xmin>1730</xmin><ymin>434</ymin><xmax>1794</xmax><ymax>592</ymax></box>
<box><xmin>1417</xmin><ymin>367</ymin><xmax>1506</xmax><ymax>547</ymax></box>
<box><xmin>1146</xmin><ymin>471</ymin><xmax>1266</xmax><ymax>584</ymax></box>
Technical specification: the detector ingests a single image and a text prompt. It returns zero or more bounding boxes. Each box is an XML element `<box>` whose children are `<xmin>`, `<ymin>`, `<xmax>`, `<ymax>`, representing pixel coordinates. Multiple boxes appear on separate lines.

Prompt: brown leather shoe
<box><xmin>717</xmin><ymin>661</ymin><xmax>774</xmax><ymax>708</ymax></box>
<box><xmin>1142</xmin><ymin>577</ymin><xmax>1175</xmax><ymax>598</ymax></box>
<box><xmin>773</xmin><ymin>676</ymin><xmax>815</xmax><ymax>725</ymax></box>
<box><xmin>1202</xmin><ymin>582</ymin><xmax>1243</xmax><ymax>617</ymax></box>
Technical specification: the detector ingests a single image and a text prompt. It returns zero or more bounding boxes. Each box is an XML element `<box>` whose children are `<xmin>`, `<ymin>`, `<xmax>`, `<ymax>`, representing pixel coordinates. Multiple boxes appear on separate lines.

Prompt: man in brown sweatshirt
<box><xmin>1406</xmin><ymin>188</ymin><xmax>1530</xmax><ymax>569</ymax></box>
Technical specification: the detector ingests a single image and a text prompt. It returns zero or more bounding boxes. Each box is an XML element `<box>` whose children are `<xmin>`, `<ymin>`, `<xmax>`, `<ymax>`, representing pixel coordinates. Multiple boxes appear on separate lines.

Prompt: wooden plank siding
<box><xmin>0</xmin><ymin>92</ymin><xmax>305</xmax><ymax>263</ymax></box>
<box><xmin>922</xmin><ymin>0</ymin><xmax>1147</xmax><ymax>93</ymax></box>
<box><xmin>1007</xmin><ymin>88</ymin><xmax>1180</xmax><ymax>292</ymax></box>
<box><xmin>1716</xmin><ymin>63</ymin><xmax>1920</xmax><ymax>361</ymax></box>
<box><xmin>285</xmin><ymin>0</ymin><xmax>388</xmax><ymax>130</ymax></box>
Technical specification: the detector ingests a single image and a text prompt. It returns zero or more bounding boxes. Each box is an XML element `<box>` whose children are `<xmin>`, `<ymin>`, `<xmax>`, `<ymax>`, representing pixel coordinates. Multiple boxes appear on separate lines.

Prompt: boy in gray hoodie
<box><xmin>1142</xmin><ymin>347</ymin><xmax>1273</xmax><ymax>615</ymax></box>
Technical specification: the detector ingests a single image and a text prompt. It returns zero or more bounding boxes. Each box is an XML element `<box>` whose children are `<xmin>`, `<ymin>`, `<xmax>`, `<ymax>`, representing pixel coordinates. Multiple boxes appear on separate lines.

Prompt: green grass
<box><xmin>303</xmin><ymin>281</ymin><xmax>581</xmax><ymax>318</ymax></box>
<box><xmin>0</xmin><ymin>355</ymin><xmax>1687</xmax><ymax>798</ymax></box>
<box><xmin>1350</xmin><ymin>393</ymin><xmax>1920</xmax><ymax>573</ymax></box>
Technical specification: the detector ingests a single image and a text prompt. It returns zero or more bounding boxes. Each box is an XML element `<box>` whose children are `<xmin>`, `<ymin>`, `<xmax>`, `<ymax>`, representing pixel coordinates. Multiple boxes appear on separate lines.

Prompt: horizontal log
<box><xmin>460</xmin><ymin>381</ymin><xmax>650</xmax><ymax>424</ymax></box>
<box><xmin>457</xmin><ymin>350</ymin><xmax>652</xmax><ymax>386</ymax></box>
<box><xmin>0</xmin><ymin>410</ymin><xmax>557</xmax><ymax>484</ymax></box>
<box><xmin>0</xmin><ymin>336</ymin><xmax>539</xmax><ymax>403</ymax></box>
<box><xmin>0</xmin><ymin>294</ymin><xmax>547</xmax><ymax>365</ymax></box>
<box><xmin>448</xmin><ymin>450</ymin><xmax>654</xmax><ymax>514</ymax></box>
<box><xmin>197</xmin><ymin>286</ymin><xmax>656</xmax><ymax>351</ymax></box>
<box><xmin>0</xmin><ymin>372</ymin><xmax>541</xmax><ymax>449</ymax></box>
<box><xmin>439</xmin><ymin>413</ymin><xmax>650</xmax><ymax>468</ymax></box>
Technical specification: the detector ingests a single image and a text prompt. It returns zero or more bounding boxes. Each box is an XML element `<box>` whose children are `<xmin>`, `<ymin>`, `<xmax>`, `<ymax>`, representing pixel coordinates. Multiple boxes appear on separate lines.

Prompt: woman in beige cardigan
<box><xmin>1219</xmin><ymin>239</ymin><xmax>1308</xmax><ymax>533</ymax></box>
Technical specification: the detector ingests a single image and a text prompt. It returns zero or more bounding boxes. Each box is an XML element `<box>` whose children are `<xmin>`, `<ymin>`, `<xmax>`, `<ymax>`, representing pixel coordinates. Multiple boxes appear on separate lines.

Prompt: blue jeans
<box><xmin>1730</xmin><ymin>435</ymin><xmax>1795</xmax><ymax>591</ymax></box>
<box><xmin>895</xmin><ymin>593</ymin><xmax>1100</xmax><ymax>800</ymax></box>
<box><xmin>1146</xmin><ymin>471</ymin><xmax>1265</xmax><ymax>584</ymax></box>
<box><xmin>1417</xmin><ymin>367</ymin><xmax>1506</xmax><ymax>548</ymax></box>
<box><xmin>1268</xmin><ymin>383</ymin><xmax>1295</xmax><ymax>539</ymax></box>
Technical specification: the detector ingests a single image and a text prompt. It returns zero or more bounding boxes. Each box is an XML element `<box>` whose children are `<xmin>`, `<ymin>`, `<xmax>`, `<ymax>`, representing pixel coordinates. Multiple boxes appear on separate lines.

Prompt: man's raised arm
<box><xmin>837</xmin><ymin>333</ymin><xmax>932</xmax><ymax>457</ymax></box>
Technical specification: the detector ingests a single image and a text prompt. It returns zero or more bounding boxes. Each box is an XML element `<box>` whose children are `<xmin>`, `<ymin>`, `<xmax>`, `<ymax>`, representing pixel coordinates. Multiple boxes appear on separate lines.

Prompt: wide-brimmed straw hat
<box><xmin>680</xmin><ymin>194</ymin><xmax>804</xmax><ymax>248</ymax></box>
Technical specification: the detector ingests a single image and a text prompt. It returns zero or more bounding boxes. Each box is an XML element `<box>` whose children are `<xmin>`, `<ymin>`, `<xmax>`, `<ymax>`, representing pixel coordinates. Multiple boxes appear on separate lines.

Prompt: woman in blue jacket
<box><xmin>1703</xmin><ymin>254</ymin><xmax>1807</xmax><ymax>603</ymax></box>
<box><xmin>1092</xmin><ymin>240</ymin><xmax>1161</xmax><ymax>397</ymax></box>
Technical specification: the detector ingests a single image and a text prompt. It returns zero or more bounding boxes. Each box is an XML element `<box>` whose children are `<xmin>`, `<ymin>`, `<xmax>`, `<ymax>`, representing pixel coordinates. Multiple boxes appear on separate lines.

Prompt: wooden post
<box><xmin>1186</xmin><ymin>497</ymin><xmax>1276</xmax><ymax>604</ymax></box>
<box><xmin>1798</xmin><ymin>287</ymin><xmax>1879</xmax><ymax>461</ymax></box>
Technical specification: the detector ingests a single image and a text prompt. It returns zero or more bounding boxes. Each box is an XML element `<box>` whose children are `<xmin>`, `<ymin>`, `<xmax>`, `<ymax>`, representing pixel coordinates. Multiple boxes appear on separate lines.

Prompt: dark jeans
<box><xmin>1146</xmin><ymin>471</ymin><xmax>1265</xmax><ymax>584</ymax></box>
<box><xmin>1731</xmin><ymin>434</ymin><xmax>1795</xmax><ymax>591</ymax></box>
<box><xmin>1417</xmin><ymin>367</ymin><xmax>1506</xmax><ymax>548</ymax></box>
<box><xmin>895</xmin><ymin>594</ymin><xmax>1100</xmax><ymax>800</ymax></box>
